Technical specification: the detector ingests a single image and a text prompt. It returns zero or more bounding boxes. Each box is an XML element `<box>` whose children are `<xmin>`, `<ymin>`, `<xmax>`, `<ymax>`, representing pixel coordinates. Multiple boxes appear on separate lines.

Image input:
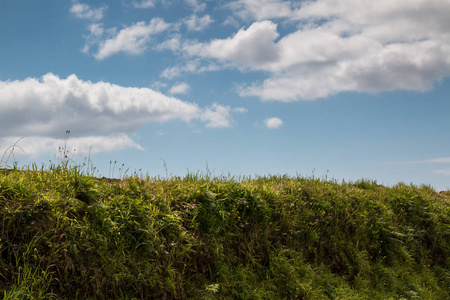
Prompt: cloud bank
<box><xmin>0</xmin><ymin>74</ymin><xmax>240</xmax><ymax>156</ymax></box>
<box><xmin>162</xmin><ymin>0</ymin><xmax>450</xmax><ymax>101</ymax></box>
<box><xmin>73</xmin><ymin>0</ymin><xmax>450</xmax><ymax>101</ymax></box>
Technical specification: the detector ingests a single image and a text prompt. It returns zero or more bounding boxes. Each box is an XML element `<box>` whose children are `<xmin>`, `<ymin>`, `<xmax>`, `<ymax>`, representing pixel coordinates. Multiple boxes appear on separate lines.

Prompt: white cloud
<box><xmin>418</xmin><ymin>157</ymin><xmax>450</xmax><ymax>164</ymax></box>
<box><xmin>200</xmin><ymin>103</ymin><xmax>233</xmax><ymax>128</ymax></box>
<box><xmin>132</xmin><ymin>0</ymin><xmax>156</xmax><ymax>9</ymax></box>
<box><xmin>151</xmin><ymin>81</ymin><xmax>168</xmax><ymax>91</ymax></box>
<box><xmin>184</xmin><ymin>15</ymin><xmax>214</xmax><ymax>31</ymax></box>
<box><xmin>155</xmin><ymin>35</ymin><xmax>182</xmax><ymax>52</ymax></box>
<box><xmin>393</xmin><ymin>157</ymin><xmax>450</xmax><ymax>165</ymax></box>
<box><xmin>160</xmin><ymin>66</ymin><xmax>184</xmax><ymax>79</ymax></box>
<box><xmin>233</xmin><ymin>107</ymin><xmax>248</xmax><ymax>113</ymax></box>
<box><xmin>70</xmin><ymin>2</ymin><xmax>107</xmax><ymax>21</ymax></box>
<box><xmin>432</xmin><ymin>168</ymin><xmax>450</xmax><ymax>176</ymax></box>
<box><xmin>182</xmin><ymin>0</ymin><xmax>450</xmax><ymax>101</ymax></box>
<box><xmin>185</xmin><ymin>0</ymin><xmax>206</xmax><ymax>12</ymax></box>
<box><xmin>388</xmin><ymin>157</ymin><xmax>450</xmax><ymax>177</ymax></box>
<box><xmin>227</xmin><ymin>0</ymin><xmax>296</xmax><ymax>21</ymax></box>
<box><xmin>81</xmin><ymin>23</ymin><xmax>105</xmax><ymax>54</ymax></box>
<box><xmin>169</xmin><ymin>82</ymin><xmax>190</xmax><ymax>95</ymax></box>
<box><xmin>0</xmin><ymin>73</ymin><xmax>199</xmax><ymax>136</ymax></box>
<box><xmin>93</xmin><ymin>18</ymin><xmax>170</xmax><ymax>60</ymax></box>
<box><xmin>424</xmin><ymin>157</ymin><xmax>450</xmax><ymax>164</ymax></box>
<box><xmin>131</xmin><ymin>0</ymin><xmax>174</xmax><ymax>9</ymax></box>
<box><xmin>160</xmin><ymin>59</ymin><xmax>223</xmax><ymax>79</ymax></box>
<box><xmin>0</xmin><ymin>74</ymin><xmax>238</xmax><ymax>156</ymax></box>
<box><xmin>0</xmin><ymin>135</ymin><xmax>142</xmax><ymax>158</ymax></box>
<box><xmin>183</xmin><ymin>21</ymin><xmax>280</xmax><ymax>68</ymax></box>
<box><xmin>223</xmin><ymin>16</ymin><xmax>241</xmax><ymax>28</ymax></box>
<box><xmin>160</xmin><ymin>60</ymin><xmax>199</xmax><ymax>79</ymax></box>
<box><xmin>264</xmin><ymin>117</ymin><xmax>283</xmax><ymax>129</ymax></box>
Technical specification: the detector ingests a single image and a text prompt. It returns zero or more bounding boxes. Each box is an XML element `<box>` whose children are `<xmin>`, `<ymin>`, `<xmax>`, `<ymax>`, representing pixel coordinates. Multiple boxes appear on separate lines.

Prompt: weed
<box><xmin>0</xmin><ymin>137</ymin><xmax>26</xmax><ymax>169</ymax></box>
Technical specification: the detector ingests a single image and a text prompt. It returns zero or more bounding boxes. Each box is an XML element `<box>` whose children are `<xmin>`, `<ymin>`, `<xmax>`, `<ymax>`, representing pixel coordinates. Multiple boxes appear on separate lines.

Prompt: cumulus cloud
<box><xmin>264</xmin><ymin>117</ymin><xmax>283</xmax><ymax>129</ymax></box>
<box><xmin>87</xmin><ymin>18</ymin><xmax>170</xmax><ymax>60</ymax></box>
<box><xmin>70</xmin><ymin>2</ymin><xmax>107</xmax><ymax>21</ymax></box>
<box><xmin>183</xmin><ymin>0</ymin><xmax>450</xmax><ymax>101</ymax></box>
<box><xmin>183</xmin><ymin>21</ymin><xmax>280</xmax><ymax>69</ymax></box>
<box><xmin>184</xmin><ymin>15</ymin><xmax>214</xmax><ymax>31</ymax></box>
<box><xmin>0</xmin><ymin>74</ymin><xmax>238</xmax><ymax>156</ymax></box>
<box><xmin>169</xmin><ymin>82</ymin><xmax>190</xmax><ymax>95</ymax></box>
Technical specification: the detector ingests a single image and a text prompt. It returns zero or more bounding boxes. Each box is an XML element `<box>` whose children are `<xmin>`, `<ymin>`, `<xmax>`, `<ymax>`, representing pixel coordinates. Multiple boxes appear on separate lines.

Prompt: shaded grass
<box><xmin>0</xmin><ymin>167</ymin><xmax>449</xmax><ymax>299</ymax></box>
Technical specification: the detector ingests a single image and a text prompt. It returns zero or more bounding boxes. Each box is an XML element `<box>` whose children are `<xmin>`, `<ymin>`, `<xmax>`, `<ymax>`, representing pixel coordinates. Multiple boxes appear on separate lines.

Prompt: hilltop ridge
<box><xmin>1</xmin><ymin>167</ymin><xmax>449</xmax><ymax>299</ymax></box>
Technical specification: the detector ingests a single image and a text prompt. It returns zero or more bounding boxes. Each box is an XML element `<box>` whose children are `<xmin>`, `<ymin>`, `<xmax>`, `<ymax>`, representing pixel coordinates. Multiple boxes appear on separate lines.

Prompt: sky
<box><xmin>0</xmin><ymin>0</ymin><xmax>449</xmax><ymax>190</ymax></box>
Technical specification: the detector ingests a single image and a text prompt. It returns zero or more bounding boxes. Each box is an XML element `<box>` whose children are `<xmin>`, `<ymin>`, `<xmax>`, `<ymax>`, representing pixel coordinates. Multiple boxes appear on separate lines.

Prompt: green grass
<box><xmin>0</xmin><ymin>166</ymin><xmax>449</xmax><ymax>299</ymax></box>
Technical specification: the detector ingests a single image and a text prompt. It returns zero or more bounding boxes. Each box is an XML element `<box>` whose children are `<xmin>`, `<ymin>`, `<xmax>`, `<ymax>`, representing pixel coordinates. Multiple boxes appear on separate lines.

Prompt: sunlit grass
<box><xmin>0</xmin><ymin>166</ymin><xmax>449</xmax><ymax>299</ymax></box>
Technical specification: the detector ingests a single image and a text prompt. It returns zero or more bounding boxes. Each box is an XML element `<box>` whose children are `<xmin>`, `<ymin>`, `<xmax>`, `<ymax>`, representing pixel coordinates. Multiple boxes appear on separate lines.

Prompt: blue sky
<box><xmin>1</xmin><ymin>0</ymin><xmax>449</xmax><ymax>190</ymax></box>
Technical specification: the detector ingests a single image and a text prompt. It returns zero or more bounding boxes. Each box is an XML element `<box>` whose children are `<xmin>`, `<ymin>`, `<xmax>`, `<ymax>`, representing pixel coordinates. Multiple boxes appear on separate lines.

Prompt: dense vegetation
<box><xmin>0</xmin><ymin>166</ymin><xmax>449</xmax><ymax>299</ymax></box>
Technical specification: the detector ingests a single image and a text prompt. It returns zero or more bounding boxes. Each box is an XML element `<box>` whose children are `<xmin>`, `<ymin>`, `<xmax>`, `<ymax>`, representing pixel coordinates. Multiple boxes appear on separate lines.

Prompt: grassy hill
<box><xmin>0</xmin><ymin>165</ymin><xmax>449</xmax><ymax>299</ymax></box>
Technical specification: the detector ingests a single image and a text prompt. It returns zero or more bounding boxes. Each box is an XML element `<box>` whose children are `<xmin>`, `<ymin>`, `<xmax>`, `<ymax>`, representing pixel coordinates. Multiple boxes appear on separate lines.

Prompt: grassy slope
<box><xmin>0</xmin><ymin>166</ymin><xmax>449</xmax><ymax>299</ymax></box>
